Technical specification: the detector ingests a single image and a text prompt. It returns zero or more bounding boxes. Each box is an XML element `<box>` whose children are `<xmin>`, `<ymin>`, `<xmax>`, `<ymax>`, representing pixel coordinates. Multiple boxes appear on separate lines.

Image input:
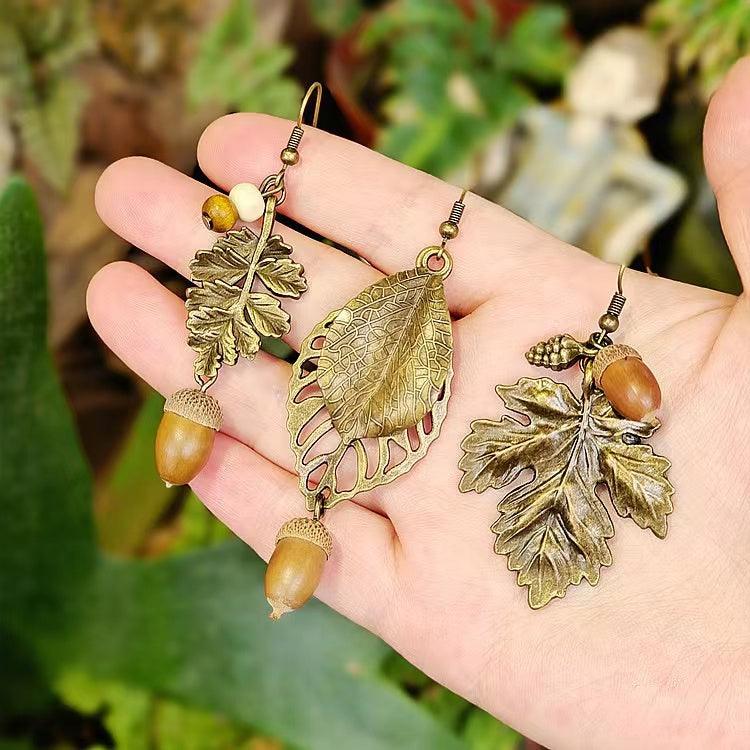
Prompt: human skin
<box><xmin>87</xmin><ymin>59</ymin><xmax>750</xmax><ymax>748</ymax></box>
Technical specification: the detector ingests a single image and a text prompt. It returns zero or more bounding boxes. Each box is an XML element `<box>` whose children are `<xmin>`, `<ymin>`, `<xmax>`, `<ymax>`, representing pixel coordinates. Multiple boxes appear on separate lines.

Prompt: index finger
<box><xmin>197</xmin><ymin>113</ymin><xmax>598</xmax><ymax>314</ymax></box>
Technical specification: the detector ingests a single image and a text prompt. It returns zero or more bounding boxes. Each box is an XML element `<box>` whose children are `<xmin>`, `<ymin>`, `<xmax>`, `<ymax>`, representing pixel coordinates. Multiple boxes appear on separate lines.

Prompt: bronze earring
<box><xmin>458</xmin><ymin>267</ymin><xmax>674</xmax><ymax>609</ymax></box>
<box><xmin>155</xmin><ymin>83</ymin><xmax>324</xmax><ymax>487</ymax></box>
<box><xmin>263</xmin><ymin>192</ymin><xmax>469</xmax><ymax>619</ymax></box>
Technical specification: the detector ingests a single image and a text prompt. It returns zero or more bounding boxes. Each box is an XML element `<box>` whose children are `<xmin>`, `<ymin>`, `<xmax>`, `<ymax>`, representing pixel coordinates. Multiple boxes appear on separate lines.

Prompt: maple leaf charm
<box><xmin>459</xmin><ymin>373</ymin><xmax>674</xmax><ymax>609</ymax></box>
<box><xmin>186</xmin><ymin>223</ymin><xmax>306</xmax><ymax>380</ymax></box>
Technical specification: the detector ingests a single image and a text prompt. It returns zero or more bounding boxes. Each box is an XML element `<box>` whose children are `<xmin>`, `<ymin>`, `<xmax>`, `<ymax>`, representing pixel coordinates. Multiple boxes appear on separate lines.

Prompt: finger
<box><xmin>192</xmin><ymin>430</ymin><xmax>399</xmax><ymax>633</ymax></box>
<box><xmin>704</xmin><ymin>56</ymin><xmax>750</xmax><ymax>294</ymax></box>
<box><xmin>197</xmin><ymin>113</ymin><xmax>599</xmax><ymax>313</ymax></box>
<box><xmin>94</xmin><ymin>156</ymin><xmax>382</xmax><ymax>350</ymax></box>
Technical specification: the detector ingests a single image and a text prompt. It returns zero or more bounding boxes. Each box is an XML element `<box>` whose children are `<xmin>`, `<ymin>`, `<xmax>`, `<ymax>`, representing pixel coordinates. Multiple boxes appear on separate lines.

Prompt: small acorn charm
<box><xmin>155</xmin><ymin>388</ymin><xmax>222</xmax><ymax>486</ymax></box>
<box><xmin>593</xmin><ymin>344</ymin><xmax>661</xmax><ymax>424</ymax></box>
<box><xmin>265</xmin><ymin>517</ymin><xmax>332</xmax><ymax>620</ymax></box>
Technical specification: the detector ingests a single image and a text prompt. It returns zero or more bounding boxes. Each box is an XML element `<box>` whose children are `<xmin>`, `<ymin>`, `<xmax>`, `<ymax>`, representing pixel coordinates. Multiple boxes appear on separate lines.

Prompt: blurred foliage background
<box><xmin>0</xmin><ymin>1</ymin><xmax>746</xmax><ymax>748</ymax></box>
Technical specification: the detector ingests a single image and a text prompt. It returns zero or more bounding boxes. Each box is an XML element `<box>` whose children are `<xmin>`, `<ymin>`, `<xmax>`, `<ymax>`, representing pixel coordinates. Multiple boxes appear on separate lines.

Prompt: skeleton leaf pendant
<box><xmin>287</xmin><ymin>263</ymin><xmax>453</xmax><ymax>511</ymax></box>
<box><xmin>458</xmin><ymin>267</ymin><xmax>674</xmax><ymax>609</ymax></box>
<box><xmin>266</xmin><ymin>193</ymin><xmax>467</xmax><ymax>619</ymax></box>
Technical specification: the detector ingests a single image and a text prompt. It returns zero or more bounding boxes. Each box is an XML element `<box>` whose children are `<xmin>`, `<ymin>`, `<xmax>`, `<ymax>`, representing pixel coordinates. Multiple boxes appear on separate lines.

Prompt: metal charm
<box><xmin>154</xmin><ymin>83</ymin><xmax>325</xmax><ymax>491</ymax></box>
<box><xmin>287</xmin><ymin>192</ymin><xmax>466</xmax><ymax>511</ymax></box>
<box><xmin>187</xmin><ymin>196</ymin><xmax>305</xmax><ymax>380</ymax></box>
<box><xmin>186</xmin><ymin>82</ymin><xmax>323</xmax><ymax>389</ymax></box>
<box><xmin>288</xmin><ymin>311</ymin><xmax>452</xmax><ymax>511</ymax></box>
<box><xmin>267</xmin><ymin>192</ymin><xmax>466</xmax><ymax>619</ymax></box>
<box><xmin>459</xmin><ymin>267</ymin><xmax>674</xmax><ymax>609</ymax></box>
<box><xmin>317</xmin><ymin>265</ymin><xmax>453</xmax><ymax>440</ymax></box>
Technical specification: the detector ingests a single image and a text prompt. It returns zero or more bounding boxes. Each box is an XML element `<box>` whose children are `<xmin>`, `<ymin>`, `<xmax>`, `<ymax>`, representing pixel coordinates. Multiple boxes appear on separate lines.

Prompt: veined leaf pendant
<box><xmin>270</xmin><ymin>192</ymin><xmax>468</xmax><ymax>620</ymax></box>
<box><xmin>459</xmin><ymin>267</ymin><xmax>674</xmax><ymax>609</ymax></box>
<box><xmin>318</xmin><ymin>266</ymin><xmax>453</xmax><ymax>440</ymax></box>
<box><xmin>288</xmin><ymin>252</ymin><xmax>453</xmax><ymax>511</ymax></box>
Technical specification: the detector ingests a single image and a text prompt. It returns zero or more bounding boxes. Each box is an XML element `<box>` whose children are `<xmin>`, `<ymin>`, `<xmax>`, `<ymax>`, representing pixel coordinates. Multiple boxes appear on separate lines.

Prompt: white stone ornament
<box><xmin>228</xmin><ymin>182</ymin><xmax>265</xmax><ymax>222</ymax></box>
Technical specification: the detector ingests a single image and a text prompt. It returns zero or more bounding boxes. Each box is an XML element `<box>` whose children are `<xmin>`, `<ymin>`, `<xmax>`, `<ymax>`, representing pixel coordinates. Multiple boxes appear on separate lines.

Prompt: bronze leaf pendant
<box><xmin>288</xmin><ymin>264</ymin><xmax>453</xmax><ymax>511</ymax></box>
<box><xmin>186</xmin><ymin>195</ymin><xmax>307</xmax><ymax>383</ymax></box>
<box><xmin>459</xmin><ymin>270</ymin><xmax>674</xmax><ymax>609</ymax></box>
<box><xmin>268</xmin><ymin>192</ymin><xmax>467</xmax><ymax>620</ymax></box>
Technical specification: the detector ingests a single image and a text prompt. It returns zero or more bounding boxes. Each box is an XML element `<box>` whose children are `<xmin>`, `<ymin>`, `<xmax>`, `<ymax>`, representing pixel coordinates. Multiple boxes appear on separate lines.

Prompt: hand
<box><xmin>87</xmin><ymin>61</ymin><xmax>750</xmax><ymax>748</ymax></box>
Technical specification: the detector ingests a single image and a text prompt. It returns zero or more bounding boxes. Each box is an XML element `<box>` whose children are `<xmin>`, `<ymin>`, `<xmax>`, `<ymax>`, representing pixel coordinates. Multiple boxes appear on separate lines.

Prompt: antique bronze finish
<box><xmin>187</xmin><ymin>83</ymin><xmax>323</xmax><ymax>388</ymax></box>
<box><xmin>266</xmin><ymin>192</ymin><xmax>467</xmax><ymax>619</ymax></box>
<box><xmin>459</xmin><ymin>267</ymin><xmax>674</xmax><ymax>609</ymax></box>
<box><xmin>286</xmin><ymin>192</ymin><xmax>465</xmax><ymax>512</ymax></box>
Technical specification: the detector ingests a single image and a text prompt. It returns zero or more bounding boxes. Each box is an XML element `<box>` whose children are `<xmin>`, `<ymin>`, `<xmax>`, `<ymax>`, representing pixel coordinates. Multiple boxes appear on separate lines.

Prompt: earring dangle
<box><xmin>155</xmin><ymin>83</ymin><xmax>324</xmax><ymax>487</ymax></box>
<box><xmin>458</xmin><ymin>267</ymin><xmax>674</xmax><ymax>609</ymax></box>
<box><xmin>263</xmin><ymin>192</ymin><xmax>469</xmax><ymax>619</ymax></box>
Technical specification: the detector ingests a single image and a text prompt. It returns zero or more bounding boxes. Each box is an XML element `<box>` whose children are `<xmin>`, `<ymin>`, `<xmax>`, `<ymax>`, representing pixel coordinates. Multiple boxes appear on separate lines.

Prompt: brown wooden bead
<box><xmin>265</xmin><ymin>518</ymin><xmax>331</xmax><ymax>620</ymax></box>
<box><xmin>599</xmin><ymin>356</ymin><xmax>661</xmax><ymax>424</ymax></box>
<box><xmin>155</xmin><ymin>412</ymin><xmax>216</xmax><ymax>486</ymax></box>
<box><xmin>201</xmin><ymin>194</ymin><xmax>238</xmax><ymax>233</ymax></box>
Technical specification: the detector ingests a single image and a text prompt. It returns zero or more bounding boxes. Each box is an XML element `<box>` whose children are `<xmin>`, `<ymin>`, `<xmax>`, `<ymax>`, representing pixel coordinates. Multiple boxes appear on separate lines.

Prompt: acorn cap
<box><xmin>164</xmin><ymin>388</ymin><xmax>222</xmax><ymax>430</ymax></box>
<box><xmin>276</xmin><ymin>517</ymin><xmax>332</xmax><ymax>558</ymax></box>
<box><xmin>592</xmin><ymin>344</ymin><xmax>641</xmax><ymax>388</ymax></box>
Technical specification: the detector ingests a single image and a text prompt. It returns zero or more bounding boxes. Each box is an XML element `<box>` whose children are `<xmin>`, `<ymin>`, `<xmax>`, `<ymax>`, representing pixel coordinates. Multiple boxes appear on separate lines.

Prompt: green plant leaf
<box><xmin>368</xmin><ymin>0</ymin><xmax>572</xmax><ymax>175</ymax></box>
<box><xmin>0</xmin><ymin>178</ymin><xmax>96</xmax><ymax>635</ymax></box>
<box><xmin>501</xmin><ymin>6</ymin><xmax>575</xmax><ymax>84</ymax></box>
<box><xmin>166</xmin><ymin>492</ymin><xmax>234</xmax><ymax>556</ymax></box>
<box><xmin>647</xmin><ymin>0</ymin><xmax>750</xmax><ymax>99</ymax></box>
<box><xmin>14</xmin><ymin>77</ymin><xmax>88</xmax><ymax>192</ymax></box>
<box><xmin>0</xmin><ymin>1</ymin><xmax>95</xmax><ymax>193</ymax></box>
<box><xmin>96</xmin><ymin>391</ymin><xmax>177</xmax><ymax>556</ymax></box>
<box><xmin>0</xmin><ymin>179</ymin><xmax>470</xmax><ymax>750</ymax></box>
<box><xmin>463</xmin><ymin>709</ymin><xmax>522</xmax><ymax>750</ymax></box>
<box><xmin>56</xmin><ymin>671</ymin><xmax>258</xmax><ymax>750</ymax></box>
<box><xmin>309</xmin><ymin>0</ymin><xmax>365</xmax><ymax>34</ymax></box>
<box><xmin>186</xmin><ymin>0</ymin><xmax>300</xmax><ymax>118</ymax></box>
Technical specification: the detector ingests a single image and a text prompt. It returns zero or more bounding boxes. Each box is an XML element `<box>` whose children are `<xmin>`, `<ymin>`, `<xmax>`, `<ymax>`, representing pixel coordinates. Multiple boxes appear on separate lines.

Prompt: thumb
<box><xmin>704</xmin><ymin>57</ymin><xmax>750</xmax><ymax>295</ymax></box>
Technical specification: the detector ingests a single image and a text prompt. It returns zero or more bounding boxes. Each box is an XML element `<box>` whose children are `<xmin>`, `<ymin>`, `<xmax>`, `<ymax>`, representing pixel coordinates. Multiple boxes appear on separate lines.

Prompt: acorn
<box><xmin>155</xmin><ymin>388</ymin><xmax>222</xmax><ymax>486</ymax></box>
<box><xmin>592</xmin><ymin>344</ymin><xmax>661</xmax><ymax>424</ymax></box>
<box><xmin>265</xmin><ymin>517</ymin><xmax>332</xmax><ymax>620</ymax></box>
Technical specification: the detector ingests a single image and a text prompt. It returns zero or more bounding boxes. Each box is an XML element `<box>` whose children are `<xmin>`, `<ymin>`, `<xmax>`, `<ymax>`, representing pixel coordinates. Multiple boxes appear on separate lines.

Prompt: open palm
<box><xmin>88</xmin><ymin>62</ymin><xmax>750</xmax><ymax>748</ymax></box>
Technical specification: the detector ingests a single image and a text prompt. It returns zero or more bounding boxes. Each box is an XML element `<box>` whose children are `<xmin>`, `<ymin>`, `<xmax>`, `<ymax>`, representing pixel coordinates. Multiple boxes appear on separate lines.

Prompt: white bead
<box><xmin>228</xmin><ymin>182</ymin><xmax>265</xmax><ymax>222</ymax></box>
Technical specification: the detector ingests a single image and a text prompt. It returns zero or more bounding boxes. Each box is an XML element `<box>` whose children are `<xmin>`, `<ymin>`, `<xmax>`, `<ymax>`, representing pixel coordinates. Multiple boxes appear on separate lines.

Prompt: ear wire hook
<box><xmin>270</xmin><ymin>83</ymin><xmax>325</xmax><ymax>202</ymax></box>
<box><xmin>617</xmin><ymin>264</ymin><xmax>626</xmax><ymax>295</ymax></box>
<box><xmin>298</xmin><ymin>82</ymin><xmax>323</xmax><ymax>129</ymax></box>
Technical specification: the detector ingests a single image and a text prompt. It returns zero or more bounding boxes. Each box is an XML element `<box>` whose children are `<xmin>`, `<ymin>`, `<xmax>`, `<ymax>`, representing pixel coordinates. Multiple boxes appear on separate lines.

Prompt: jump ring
<box><xmin>416</xmin><ymin>245</ymin><xmax>453</xmax><ymax>279</ymax></box>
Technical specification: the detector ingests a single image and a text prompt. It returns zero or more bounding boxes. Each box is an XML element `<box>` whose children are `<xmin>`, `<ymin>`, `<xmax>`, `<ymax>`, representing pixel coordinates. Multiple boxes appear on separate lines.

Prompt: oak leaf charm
<box><xmin>459</xmin><ymin>375</ymin><xmax>673</xmax><ymax>609</ymax></box>
<box><xmin>186</xmin><ymin>223</ymin><xmax>306</xmax><ymax>380</ymax></box>
<box><xmin>316</xmin><ymin>268</ymin><xmax>453</xmax><ymax>441</ymax></box>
